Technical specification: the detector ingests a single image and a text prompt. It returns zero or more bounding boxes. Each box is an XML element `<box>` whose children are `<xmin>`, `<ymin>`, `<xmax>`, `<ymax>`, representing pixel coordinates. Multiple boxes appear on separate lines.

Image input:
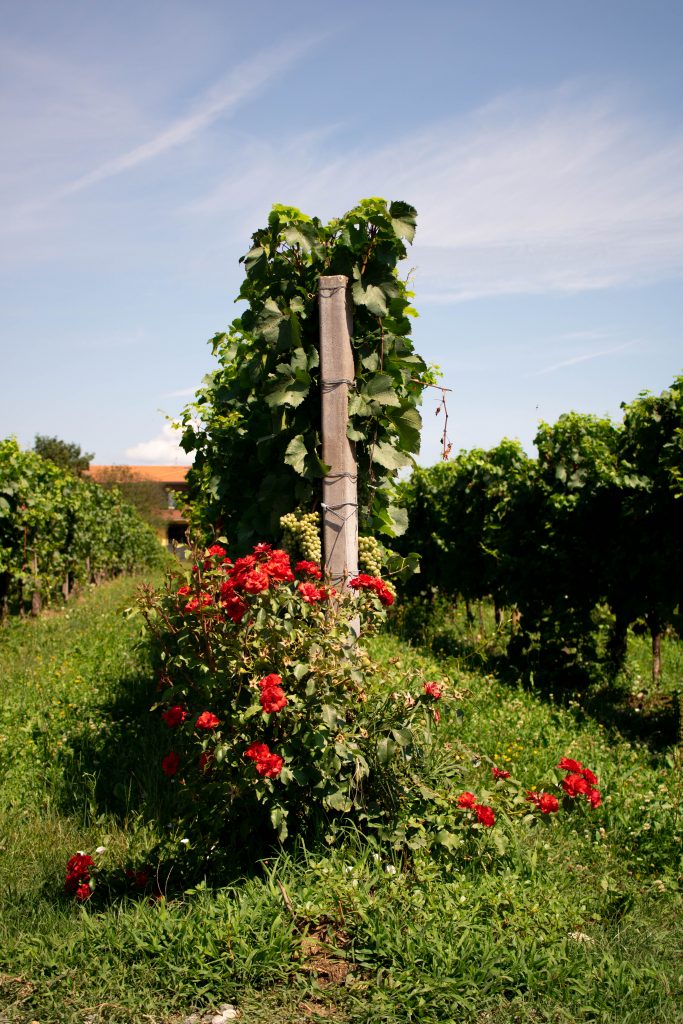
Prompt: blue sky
<box><xmin>1</xmin><ymin>0</ymin><xmax>681</xmax><ymax>466</ymax></box>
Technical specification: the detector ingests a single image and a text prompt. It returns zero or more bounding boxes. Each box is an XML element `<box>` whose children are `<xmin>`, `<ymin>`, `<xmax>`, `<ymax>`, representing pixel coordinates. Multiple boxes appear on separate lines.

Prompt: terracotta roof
<box><xmin>87</xmin><ymin>465</ymin><xmax>190</xmax><ymax>484</ymax></box>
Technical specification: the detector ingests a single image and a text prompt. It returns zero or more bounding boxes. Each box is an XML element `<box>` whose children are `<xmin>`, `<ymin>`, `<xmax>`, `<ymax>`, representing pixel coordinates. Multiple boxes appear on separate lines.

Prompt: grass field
<box><xmin>0</xmin><ymin>576</ymin><xmax>681</xmax><ymax>1023</ymax></box>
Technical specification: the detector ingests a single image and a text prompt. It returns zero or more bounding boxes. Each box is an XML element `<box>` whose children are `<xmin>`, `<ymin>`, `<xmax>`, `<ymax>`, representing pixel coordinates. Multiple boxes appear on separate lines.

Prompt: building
<box><xmin>86</xmin><ymin>465</ymin><xmax>190</xmax><ymax>549</ymax></box>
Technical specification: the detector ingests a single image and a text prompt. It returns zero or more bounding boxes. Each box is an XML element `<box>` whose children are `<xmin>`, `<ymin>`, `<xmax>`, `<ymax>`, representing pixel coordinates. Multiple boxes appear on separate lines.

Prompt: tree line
<box><xmin>397</xmin><ymin>375</ymin><xmax>683</xmax><ymax>686</ymax></box>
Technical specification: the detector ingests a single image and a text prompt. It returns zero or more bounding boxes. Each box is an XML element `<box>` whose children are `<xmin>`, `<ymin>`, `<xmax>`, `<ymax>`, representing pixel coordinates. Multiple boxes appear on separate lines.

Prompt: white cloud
<box><xmin>125</xmin><ymin>423</ymin><xmax>192</xmax><ymax>464</ymax></box>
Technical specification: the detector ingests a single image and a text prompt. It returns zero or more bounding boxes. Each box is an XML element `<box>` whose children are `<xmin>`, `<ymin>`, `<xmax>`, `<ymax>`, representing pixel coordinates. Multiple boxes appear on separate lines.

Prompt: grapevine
<box><xmin>180</xmin><ymin>199</ymin><xmax>431</xmax><ymax>552</ymax></box>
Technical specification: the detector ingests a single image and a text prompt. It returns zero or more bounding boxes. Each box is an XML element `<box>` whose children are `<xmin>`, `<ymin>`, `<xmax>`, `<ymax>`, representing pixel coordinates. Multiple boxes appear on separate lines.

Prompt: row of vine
<box><xmin>0</xmin><ymin>437</ymin><xmax>165</xmax><ymax>618</ymax></box>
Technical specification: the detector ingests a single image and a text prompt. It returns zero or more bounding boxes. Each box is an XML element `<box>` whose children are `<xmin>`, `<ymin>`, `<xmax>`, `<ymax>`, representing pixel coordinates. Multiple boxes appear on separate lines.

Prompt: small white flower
<box><xmin>385</xmin><ymin>864</ymin><xmax>397</xmax><ymax>875</ymax></box>
<box><xmin>95</xmin><ymin>846</ymin><xmax>106</xmax><ymax>854</ymax></box>
<box><xmin>180</xmin><ymin>837</ymin><xmax>190</xmax><ymax>845</ymax></box>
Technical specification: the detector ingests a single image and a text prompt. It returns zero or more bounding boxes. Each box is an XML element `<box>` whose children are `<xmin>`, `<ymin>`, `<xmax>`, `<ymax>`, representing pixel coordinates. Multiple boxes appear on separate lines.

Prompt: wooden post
<box><xmin>318</xmin><ymin>275</ymin><xmax>358</xmax><ymax>592</ymax></box>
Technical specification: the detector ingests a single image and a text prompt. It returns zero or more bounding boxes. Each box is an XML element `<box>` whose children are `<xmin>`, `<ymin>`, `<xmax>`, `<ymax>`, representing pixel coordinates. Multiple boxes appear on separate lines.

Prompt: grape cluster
<box><xmin>358</xmin><ymin>535</ymin><xmax>383</xmax><ymax>576</ymax></box>
<box><xmin>280</xmin><ymin>510</ymin><xmax>322</xmax><ymax>563</ymax></box>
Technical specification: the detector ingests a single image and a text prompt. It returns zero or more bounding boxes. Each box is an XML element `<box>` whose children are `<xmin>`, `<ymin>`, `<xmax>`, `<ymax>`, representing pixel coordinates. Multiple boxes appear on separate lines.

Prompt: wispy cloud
<box><xmin>56</xmin><ymin>36</ymin><xmax>320</xmax><ymax>198</ymax></box>
<box><xmin>531</xmin><ymin>340</ymin><xmax>638</xmax><ymax>377</ymax></box>
<box><xmin>189</xmin><ymin>83</ymin><xmax>683</xmax><ymax>301</ymax></box>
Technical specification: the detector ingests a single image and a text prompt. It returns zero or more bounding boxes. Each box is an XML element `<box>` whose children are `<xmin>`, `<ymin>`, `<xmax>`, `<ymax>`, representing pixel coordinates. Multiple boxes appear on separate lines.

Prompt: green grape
<box><xmin>279</xmin><ymin>510</ymin><xmax>321</xmax><ymax>563</ymax></box>
<box><xmin>359</xmin><ymin>534</ymin><xmax>383</xmax><ymax>576</ymax></box>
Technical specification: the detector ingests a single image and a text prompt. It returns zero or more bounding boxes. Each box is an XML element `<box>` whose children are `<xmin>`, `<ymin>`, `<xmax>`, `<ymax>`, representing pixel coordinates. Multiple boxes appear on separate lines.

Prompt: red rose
<box><xmin>66</xmin><ymin>853</ymin><xmax>94</xmax><ymax>878</ymax></box>
<box><xmin>260</xmin><ymin>686</ymin><xmax>288</xmax><ymax>714</ymax></box>
<box><xmin>298</xmin><ymin>582</ymin><xmax>324</xmax><ymax>603</ymax></box>
<box><xmin>185</xmin><ymin>592</ymin><xmax>212</xmax><ymax>613</ymax></box>
<box><xmin>255</xmin><ymin>751</ymin><xmax>284</xmax><ymax>778</ymax></box>
<box><xmin>206</xmin><ymin>544</ymin><xmax>227</xmax><ymax>557</ymax></box>
<box><xmin>176</xmin><ymin>585</ymin><xmax>191</xmax><ymax>597</ymax></box>
<box><xmin>540</xmin><ymin>793</ymin><xmax>559</xmax><ymax>813</ymax></box>
<box><xmin>295</xmin><ymin>560</ymin><xmax>322</xmax><ymax>580</ymax></box>
<box><xmin>457</xmin><ymin>791</ymin><xmax>477</xmax><ymax>809</ymax></box>
<box><xmin>253</xmin><ymin>543</ymin><xmax>273</xmax><ymax>555</ymax></box>
<box><xmin>580</xmin><ymin>767</ymin><xmax>598</xmax><ymax>786</ymax></box>
<box><xmin>199</xmin><ymin>751</ymin><xmax>214</xmax><ymax>773</ymax></box>
<box><xmin>265</xmin><ymin>554</ymin><xmax>294</xmax><ymax>582</ymax></box>
<box><xmin>526</xmin><ymin>791</ymin><xmax>560</xmax><ymax>814</ymax></box>
<box><xmin>423</xmin><ymin>681</ymin><xmax>443</xmax><ymax>699</ymax></box>
<box><xmin>373</xmin><ymin>582</ymin><xmax>395</xmax><ymax>607</ymax></box>
<box><xmin>557</xmin><ymin>757</ymin><xmax>583</xmax><ymax>773</ymax></box>
<box><xmin>474</xmin><ymin>804</ymin><xmax>495</xmax><ymax>827</ymax></box>
<box><xmin>244</xmin><ymin>741</ymin><xmax>270</xmax><ymax>761</ymax></box>
<box><xmin>161</xmin><ymin>705</ymin><xmax>187</xmax><ymax>728</ymax></box>
<box><xmin>233</xmin><ymin>555</ymin><xmax>257</xmax><ymax>573</ymax></box>
<box><xmin>244</xmin><ymin>741</ymin><xmax>284</xmax><ymax>778</ymax></box>
<box><xmin>562</xmin><ymin>773</ymin><xmax>591</xmax><ymax>798</ymax></box>
<box><xmin>242</xmin><ymin>570</ymin><xmax>269</xmax><ymax>594</ymax></box>
<box><xmin>587</xmin><ymin>788</ymin><xmax>602</xmax><ymax>808</ymax></box>
<box><xmin>348</xmin><ymin>574</ymin><xmax>376</xmax><ymax>590</ymax></box>
<box><xmin>222</xmin><ymin>595</ymin><xmax>248</xmax><ymax>623</ymax></box>
<box><xmin>348</xmin><ymin>574</ymin><xmax>394</xmax><ymax>606</ymax></box>
<box><xmin>258</xmin><ymin>673</ymin><xmax>282</xmax><ymax>689</ymax></box>
<box><xmin>161</xmin><ymin>751</ymin><xmax>180</xmax><ymax>777</ymax></box>
<box><xmin>196</xmin><ymin>711</ymin><xmax>220</xmax><ymax>731</ymax></box>
<box><xmin>492</xmin><ymin>766</ymin><xmax>511</xmax><ymax>780</ymax></box>
<box><xmin>75</xmin><ymin>882</ymin><xmax>91</xmax><ymax>902</ymax></box>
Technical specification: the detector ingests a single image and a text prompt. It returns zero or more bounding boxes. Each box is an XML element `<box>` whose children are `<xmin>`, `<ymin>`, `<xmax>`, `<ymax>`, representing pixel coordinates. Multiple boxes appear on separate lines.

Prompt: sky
<box><xmin>1</xmin><ymin>0</ymin><xmax>682</xmax><ymax>467</ymax></box>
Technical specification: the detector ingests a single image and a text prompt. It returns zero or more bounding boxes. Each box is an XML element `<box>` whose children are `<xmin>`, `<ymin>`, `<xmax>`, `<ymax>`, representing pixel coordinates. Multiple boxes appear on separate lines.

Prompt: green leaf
<box><xmin>377</xmin><ymin>736</ymin><xmax>396</xmax><ymax>765</ymax></box>
<box><xmin>372</xmin><ymin>443</ymin><xmax>413</xmax><ymax>471</ymax></box>
<box><xmin>389</xmin><ymin>201</ymin><xmax>417</xmax><ymax>243</ymax></box>
<box><xmin>435</xmin><ymin>829</ymin><xmax>461</xmax><ymax>850</ymax></box>
<box><xmin>386</xmin><ymin>405</ymin><xmax>422</xmax><ymax>453</ymax></box>
<box><xmin>284</xmin><ymin>435</ymin><xmax>308</xmax><ymax>476</ymax></box>
<box><xmin>363</xmin><ymin>374</ymin><xmax>401</xmax><ymax>408</ymax></box>
<box><xmin>270</xmin><ymin>806</ymin><xmax>289</xmax><ymax>841</ymax></box>
<box><xmin>386</xmin><ymin>505</ymin><xmax>409</xmax><ymax>536</ymax></box>
<box><xmin>256</xmin><ymin>298</ymin><xmax>286</xmax><ymax>345</ymax></box>
<box><xmin>321</xmin><ymin>704</ymin><xmax>340</xmax><ymax>729</ymax></box>
<box><xmin>391</xmin><ymin>728</ymin><xmax>413</xmax><ymax>747</ymax></box>
<box><xmin>263</xmin><ymin>377</ymin><xmax>310</xmax><ymax>409</ymax></box>
<box><xmin>351</xmin><ymin>279</ymin><xmax>388</xmax><ymax>316</ymax></box>
<box><xmin>325</xmin><ymin>790</ymin><xmax>352</xmax><ymax>812</ymax></box>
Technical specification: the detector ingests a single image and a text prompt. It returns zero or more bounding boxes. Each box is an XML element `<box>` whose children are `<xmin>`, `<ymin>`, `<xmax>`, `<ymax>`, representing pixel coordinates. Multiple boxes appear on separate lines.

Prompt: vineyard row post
<box><xmin>318</xmin><ymin>275</ymin><xmax>359</xmax><ymax>597</ymax></box>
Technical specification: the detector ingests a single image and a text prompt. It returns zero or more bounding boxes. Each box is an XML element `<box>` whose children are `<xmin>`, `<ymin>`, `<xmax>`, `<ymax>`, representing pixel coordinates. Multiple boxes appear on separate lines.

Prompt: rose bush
<box><xmin>138</xmin><ymin>540</ymin><xmax>447</xmax><ymax>864</ymax></box>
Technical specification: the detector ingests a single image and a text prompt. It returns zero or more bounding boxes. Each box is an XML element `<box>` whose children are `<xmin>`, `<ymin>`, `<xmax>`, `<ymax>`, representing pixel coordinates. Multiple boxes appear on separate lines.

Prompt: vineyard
<box><xmin>0</xmin><ymin>437</ymin><xmax>165</xmax><ymax>619</ymax></box>
<box><xmin>0</xmin><ymin>200</ymin><xmax>681</xmax><ymax>1024</ymax></box>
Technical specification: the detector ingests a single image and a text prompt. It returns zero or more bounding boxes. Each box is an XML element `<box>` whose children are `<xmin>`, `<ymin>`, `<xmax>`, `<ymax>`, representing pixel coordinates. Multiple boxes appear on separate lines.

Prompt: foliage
<box><xmin>179</xmin><ymin>199</ymin><xmax>433</xmax><ymax>550</ymax></box>
<box><xmin>33</xmin><ymin>433</ymin><xmax>93</xmax><ymax>476</ymax></box>
<box><xmin>0</xmin><ymin>437</ymin><xmax>164</xmax><ymax>616</ymax></box>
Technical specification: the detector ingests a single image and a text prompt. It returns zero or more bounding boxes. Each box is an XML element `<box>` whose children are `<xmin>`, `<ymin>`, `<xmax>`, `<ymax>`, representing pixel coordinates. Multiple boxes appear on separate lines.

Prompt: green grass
<box><xmin>0</xmin><ymin>580</ymin><xmax>681</xmax><ymax>1023</ymax></box>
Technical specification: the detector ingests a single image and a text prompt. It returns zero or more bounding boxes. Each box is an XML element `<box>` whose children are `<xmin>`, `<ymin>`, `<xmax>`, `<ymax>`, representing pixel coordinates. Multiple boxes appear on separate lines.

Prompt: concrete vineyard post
<box><xmin>318</xmin><ymin>275</ymin><xmax>359</xmax><ymax>594</ymax></box>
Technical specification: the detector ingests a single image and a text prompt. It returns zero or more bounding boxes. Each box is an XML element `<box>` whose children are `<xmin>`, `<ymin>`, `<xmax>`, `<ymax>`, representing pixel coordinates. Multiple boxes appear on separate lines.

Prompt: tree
<box><xmin>33</xmin><ymin>435</ymin><xmax>93</xmax><ymax>477</ymax></box>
